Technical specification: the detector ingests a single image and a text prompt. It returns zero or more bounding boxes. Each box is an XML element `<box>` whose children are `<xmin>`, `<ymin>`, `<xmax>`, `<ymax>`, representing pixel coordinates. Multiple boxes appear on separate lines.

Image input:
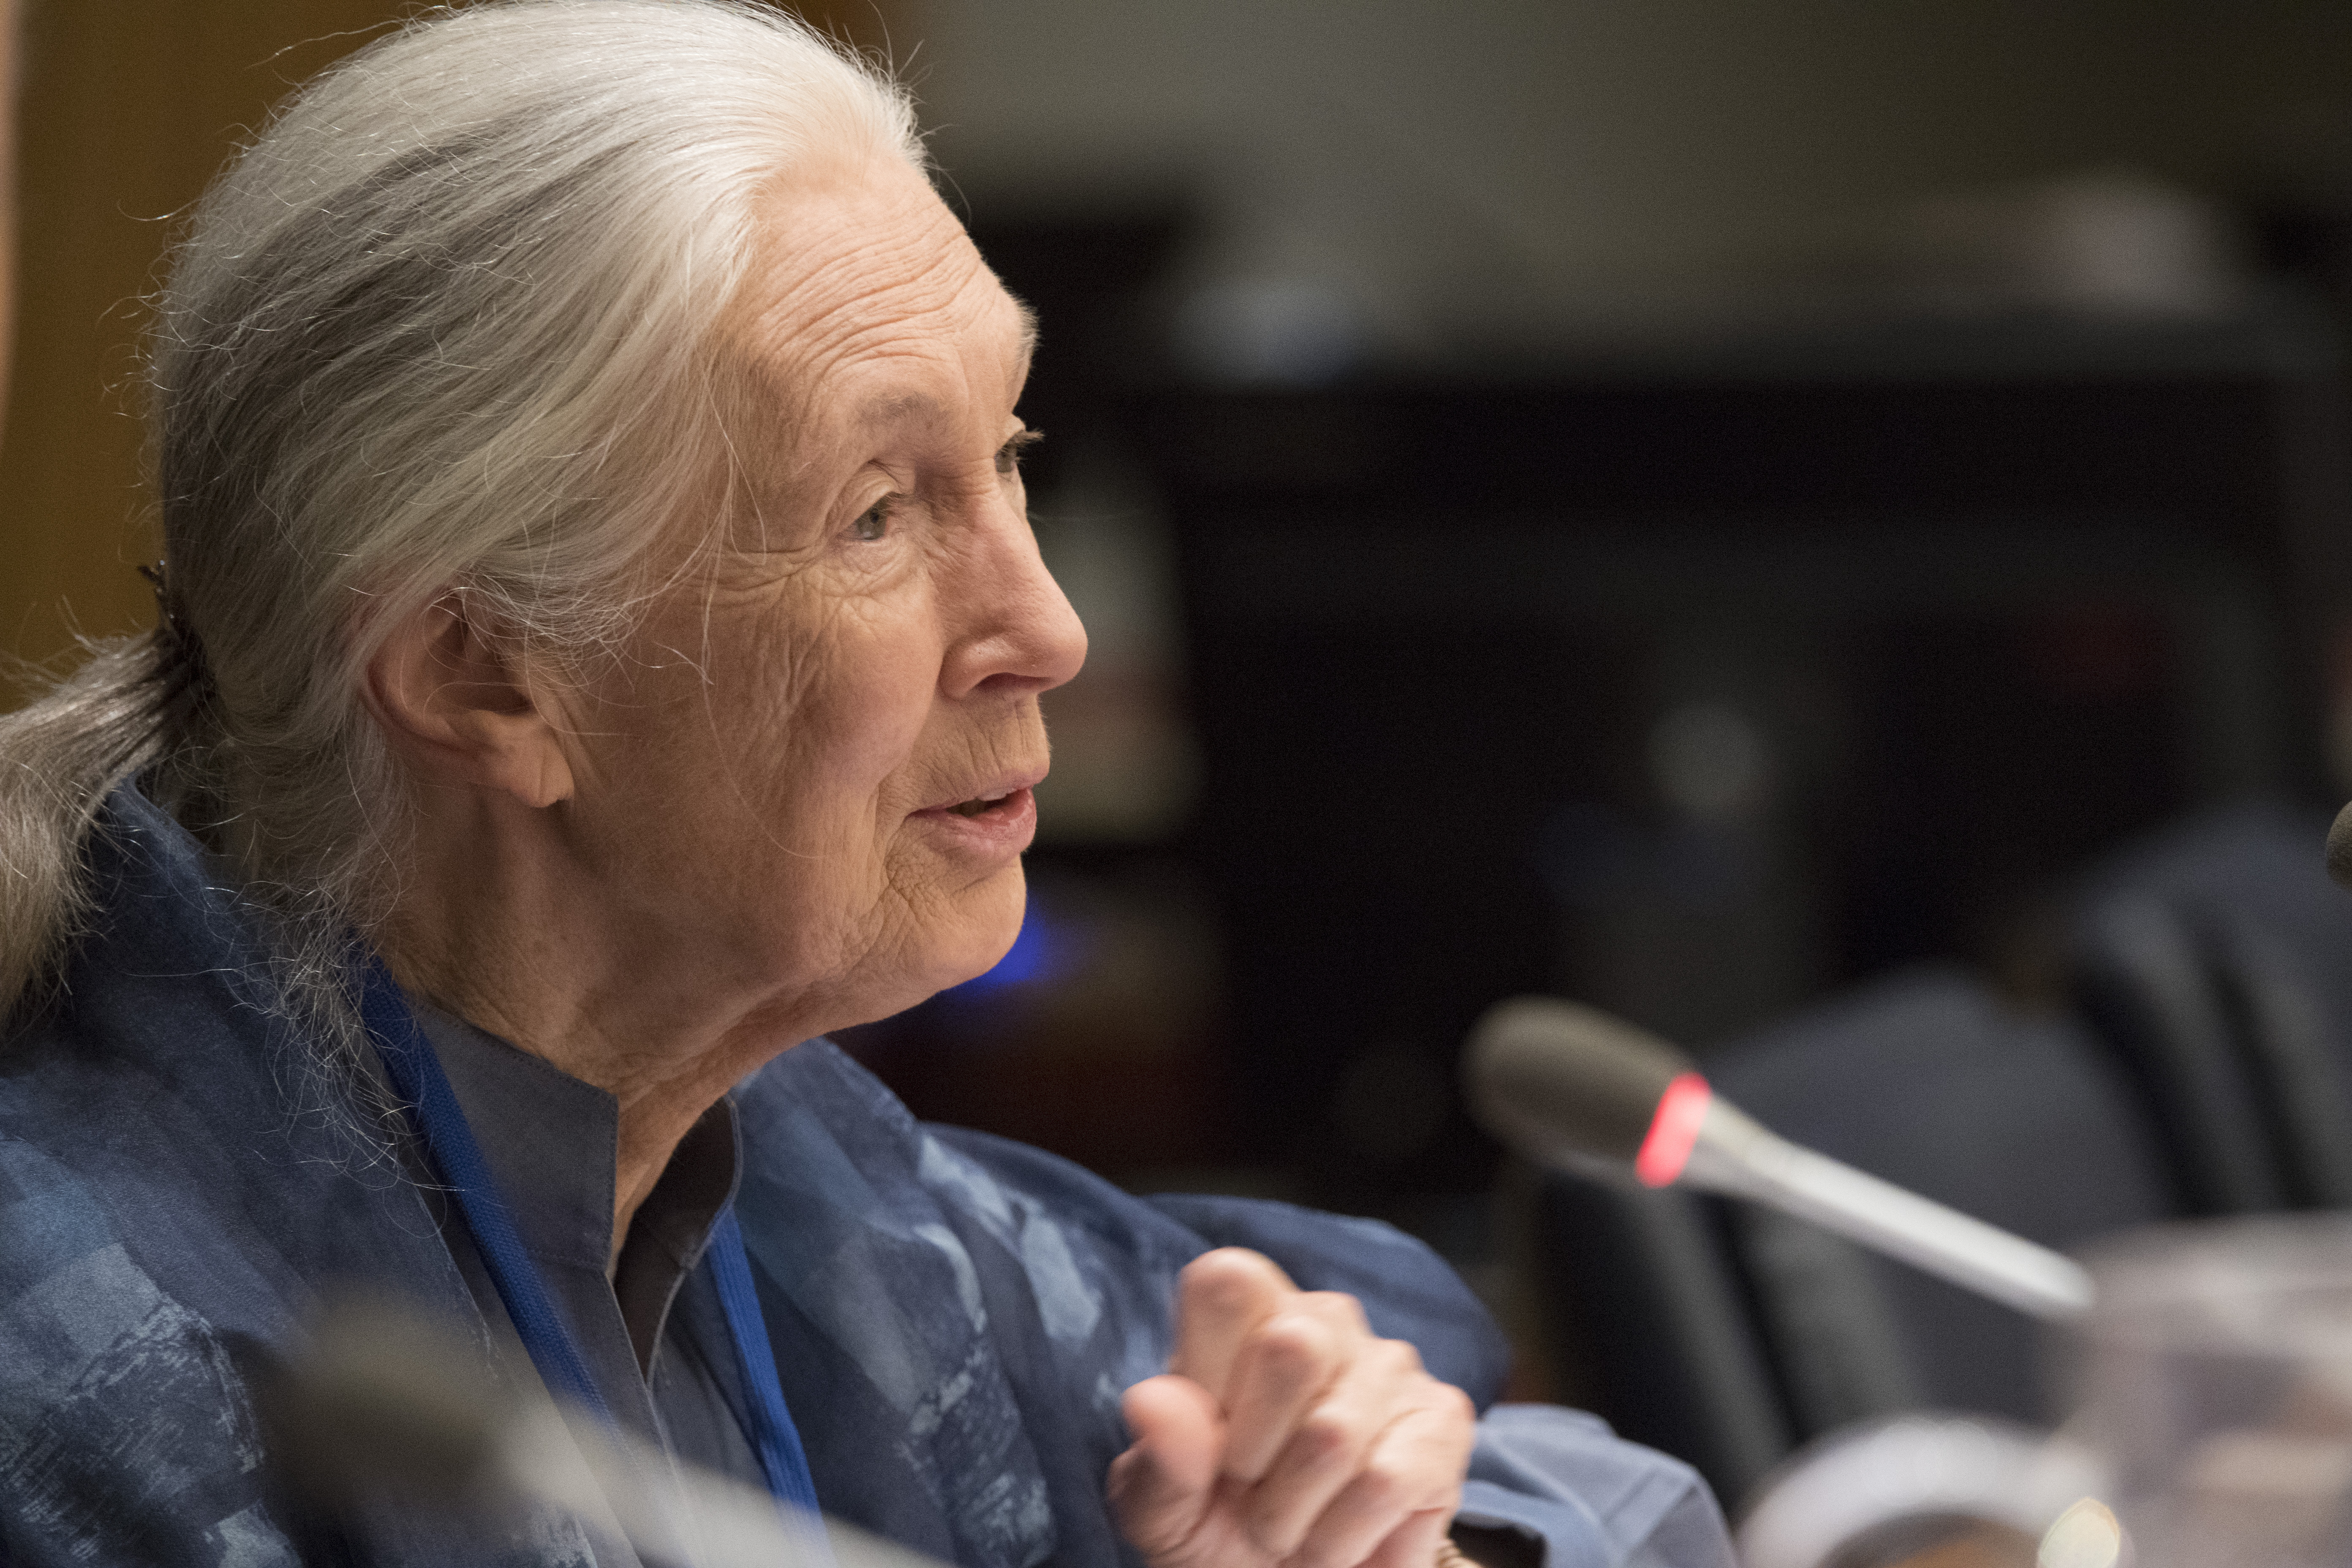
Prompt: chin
<box><xmin>946</xmin><ymin>868</ymin><xmax>1031</xmax><ymax>983</ymax></box>
<box><xmin>888</xmin><ymin>866</ymin><xmax>1031</xmax><ymax>1014</ymax></box>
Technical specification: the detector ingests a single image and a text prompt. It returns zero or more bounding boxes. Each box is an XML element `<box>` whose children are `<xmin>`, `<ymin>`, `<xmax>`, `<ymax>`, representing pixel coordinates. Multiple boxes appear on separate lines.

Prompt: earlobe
<box><xmin>361</xmin><ymin>589</ymin><xmax>577</xmax><ymax>810</ymax></box>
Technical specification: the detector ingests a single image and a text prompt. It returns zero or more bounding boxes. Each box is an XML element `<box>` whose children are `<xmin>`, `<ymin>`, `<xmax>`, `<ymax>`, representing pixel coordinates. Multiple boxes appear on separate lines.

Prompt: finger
<box><xmin>1239</xmin><ymin>1337</ymin><xmax>1424</xmax><ymax>1554</ymax></box>
<box><xmin>1363</xmin><ymin>1508</ymin><xmax>1453</xmax><ymax>1568</ymax></box>
<box><xmin>1221</xmin><ymin>1293</ymin><xmax>1386</xmax><ymax>1486</ymax></box>
<box><xmin>1108</xmin><ymin>1375</ymin><xmax>1225</xmax><ymax>1557</ymax></box>
<box><xmin>1283</xmin><ymin>1388</ymin><xmax>1477</xmax><ymax>1568</ymax></box>
<box><xmin>1168</xmin><ymin>1248</ymin><xmax>1296</xmax><ymax>1402</ymax></box>
<box><xmin>1219</xmin><ymin>1301</ymin><xmax>1357</xmax><ymax>1482</ymax></box>
<box><xmin>1222</xmin><ymin>1291</ymin><xmax>1377</xmax><ymax>1481</ymax></box>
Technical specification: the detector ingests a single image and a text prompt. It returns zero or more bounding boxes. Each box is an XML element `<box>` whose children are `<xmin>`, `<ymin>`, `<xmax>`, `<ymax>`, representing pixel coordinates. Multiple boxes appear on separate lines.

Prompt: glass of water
<box><xmin>2066</xmin><ymin>1215</ymin><xmax>2352</xmax><ymax>1568</ymax></box>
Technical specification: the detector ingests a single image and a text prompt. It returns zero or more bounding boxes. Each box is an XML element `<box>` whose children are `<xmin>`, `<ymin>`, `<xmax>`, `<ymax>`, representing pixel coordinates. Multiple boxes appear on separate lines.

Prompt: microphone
<box><xmin>1464</xmin><ymin>996</ymin><xmax>2094</xmax><ymax>1320</ymax></box>
<box><xmin>2327</xmin><ymin>798</ymin><xmax>2352</xmax><ymax>890</ymax></box>
<box><xmin>259</xmin><ymin>1293</ymin><xmax>941</xmax><ymax>1568</ymax></box>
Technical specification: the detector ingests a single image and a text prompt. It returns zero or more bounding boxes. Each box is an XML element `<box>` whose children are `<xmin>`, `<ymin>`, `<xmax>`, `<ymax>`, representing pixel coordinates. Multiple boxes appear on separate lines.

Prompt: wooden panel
<box><xmin>0</xmin><ymin>0</ymin><xmax>904</xmax><ymax>702</ymax></box>
<box><xmin>0</xmin><ymin>1</ymin><xmax>410</xmax><ymax>692</ymax></box>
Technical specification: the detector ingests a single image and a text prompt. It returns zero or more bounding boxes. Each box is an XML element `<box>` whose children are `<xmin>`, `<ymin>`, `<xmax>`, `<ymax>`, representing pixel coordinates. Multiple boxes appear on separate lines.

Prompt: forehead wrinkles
<box><xmin>728</xmin><ymin>174</ymin><xmax>998</xmax><ymax>444</ymax></box>
<box><xmin>781</xmin><ymin>263</ymin><xmax>1004</xmax><ymax>442</ymax></box>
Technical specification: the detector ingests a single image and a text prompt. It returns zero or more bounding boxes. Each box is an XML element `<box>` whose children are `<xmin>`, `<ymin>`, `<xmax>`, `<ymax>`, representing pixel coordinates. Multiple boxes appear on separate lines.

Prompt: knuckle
<box><xmin>1250</xmin><ymin>1321</ymin><xmax>1308</xmax><ymax>1373</ymax></box>
<box><xmin>1353</xmin><ymin>1453</ymin><xmax>1415</xmax><ymax>1514</ymax></box>
<box><xmin>1243</xmin><ymin>1499</ymin><xmax>1303</xmax><ymax>1558</ymax></box>
<box><xmin>1300</xmin><ymin>1289</ymin><xmax>1370</xmax><ymax>1331</ymax></box>
<box><xmin>1257</xmin><ymin>1312</ymin><xmax>1336</xmax><ymax>1372</ymax></box>
<box><xmin>1295</xmin><ymin>1533</ymin><xmax>1358</xmax><ymax>1568</ymax></box>
<box><xmin>1294</xmin><ymin>1405</ymin><xmax>1358</xmax><ymax>1466</ymax></box>
<box><xmin>1374</xmin><ymin>1337</ymin><xmax>1424</xmax><ymax>1377</ymax></box>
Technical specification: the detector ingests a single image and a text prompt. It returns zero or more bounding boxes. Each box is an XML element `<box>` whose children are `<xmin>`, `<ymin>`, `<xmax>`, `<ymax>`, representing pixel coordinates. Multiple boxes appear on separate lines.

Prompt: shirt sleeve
<box><xmin>1455</xmin><ymin>1405</ymin><xmax>1737</xmax><ymax>1568</ymax></box>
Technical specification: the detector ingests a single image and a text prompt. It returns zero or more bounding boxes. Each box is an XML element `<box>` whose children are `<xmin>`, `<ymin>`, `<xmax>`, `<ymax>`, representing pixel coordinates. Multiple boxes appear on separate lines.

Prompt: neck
<box><xmin>380</xmin><ymin>798</ymin><xmax>825</xmax><ymax>1263</ymax></box>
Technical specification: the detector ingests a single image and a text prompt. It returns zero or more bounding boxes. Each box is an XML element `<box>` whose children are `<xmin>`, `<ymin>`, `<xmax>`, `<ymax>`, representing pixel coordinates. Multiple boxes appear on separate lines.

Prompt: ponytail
<box><xmin>0</xmin><ymin>622</ymin><xmax>184</xmax><ymax>1026</ymax></box>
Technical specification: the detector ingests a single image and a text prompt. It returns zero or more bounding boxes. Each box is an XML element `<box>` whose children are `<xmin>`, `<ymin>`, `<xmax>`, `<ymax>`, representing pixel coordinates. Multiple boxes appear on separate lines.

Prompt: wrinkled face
<box><xmin>558</xmin><ymin>153</ymin><xmax>1085</xmax><ymax>1034</ymax></box>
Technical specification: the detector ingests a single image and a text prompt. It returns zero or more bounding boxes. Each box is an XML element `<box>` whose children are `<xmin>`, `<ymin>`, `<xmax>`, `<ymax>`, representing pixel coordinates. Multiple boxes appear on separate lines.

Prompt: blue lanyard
<box><xmin>359</xmin><ymin>960</ymin><xmax>823</xmax><ymax>1524</ymax></box>
<box><xmin>707</xmin><ymin>1207</ymin><xmax>823</xmax><ymax>1515</ymax></box>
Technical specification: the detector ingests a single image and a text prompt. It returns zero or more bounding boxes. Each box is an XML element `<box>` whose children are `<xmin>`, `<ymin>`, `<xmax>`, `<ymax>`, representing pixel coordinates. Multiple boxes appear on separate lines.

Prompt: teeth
<box><xmin>952</xmin><ymin>793</ymin><xmax>1010</xmax><ymax>819</ymax></box>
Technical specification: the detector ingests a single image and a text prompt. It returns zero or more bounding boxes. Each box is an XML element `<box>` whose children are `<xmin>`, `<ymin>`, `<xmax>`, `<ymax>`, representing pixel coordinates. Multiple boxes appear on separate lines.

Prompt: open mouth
<box><xmin>950</xmin><ymin>792</ymin><xmax>1015</xmax><ymax>818</ymax></box>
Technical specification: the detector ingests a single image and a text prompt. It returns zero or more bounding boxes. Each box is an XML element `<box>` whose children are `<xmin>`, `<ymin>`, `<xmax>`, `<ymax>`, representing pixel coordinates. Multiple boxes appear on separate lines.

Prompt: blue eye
<box><xmin>850</xmin><ymin>497</ymin><xmax>894</xmax><ymax>542</ymax></box>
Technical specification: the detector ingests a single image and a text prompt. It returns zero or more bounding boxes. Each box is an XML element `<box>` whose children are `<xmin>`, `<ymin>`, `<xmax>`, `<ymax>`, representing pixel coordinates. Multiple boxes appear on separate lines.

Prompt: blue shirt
<box><xmin>0</xmin><ymin>787</ymin><xmax>1732</xmax><ymax>1567</ymax></box>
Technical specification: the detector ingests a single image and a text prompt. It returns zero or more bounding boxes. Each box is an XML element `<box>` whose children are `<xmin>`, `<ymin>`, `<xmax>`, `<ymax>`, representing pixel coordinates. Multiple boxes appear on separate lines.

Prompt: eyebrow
<box><xmin>855</xmin><ymin>389</ymin><xmax>947</xmax><ymax>426</ymax></box>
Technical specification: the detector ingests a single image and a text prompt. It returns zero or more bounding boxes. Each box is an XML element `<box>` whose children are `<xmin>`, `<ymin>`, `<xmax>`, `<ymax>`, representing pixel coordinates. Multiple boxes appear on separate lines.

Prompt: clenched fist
<box><xmin>1108</xmin><ymin>1248</ymin><xmax>1479</xmax><ymax>1568</ymax></box>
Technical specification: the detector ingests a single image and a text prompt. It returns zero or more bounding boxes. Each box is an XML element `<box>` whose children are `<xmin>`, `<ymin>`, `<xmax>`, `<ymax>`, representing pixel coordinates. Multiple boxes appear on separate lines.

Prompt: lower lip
<box><xmin>910</xmin><ymin>787</ymin><xmax>1038</xmax><ymax>858</ymax></box>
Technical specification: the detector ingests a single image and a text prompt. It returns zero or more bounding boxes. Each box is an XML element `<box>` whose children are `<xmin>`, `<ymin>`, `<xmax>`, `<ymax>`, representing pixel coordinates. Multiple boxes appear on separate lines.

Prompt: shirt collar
<box><xmin>411</xmin><ymin>998</ymin><xmax>620</xmax><ymax>1273</ymax></box>
<box><xmin>408</xmin><ymin>998</ymin><xmax>741</xmax><ymax>1371</ymax></box>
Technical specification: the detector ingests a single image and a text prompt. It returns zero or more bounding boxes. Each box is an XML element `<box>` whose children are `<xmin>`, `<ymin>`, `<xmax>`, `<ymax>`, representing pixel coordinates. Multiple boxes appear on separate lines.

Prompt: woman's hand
<box><xmin>1108</xmin><ymin>1248</ymin><xmax>1479</xmax><ymax>1568</ymax></box>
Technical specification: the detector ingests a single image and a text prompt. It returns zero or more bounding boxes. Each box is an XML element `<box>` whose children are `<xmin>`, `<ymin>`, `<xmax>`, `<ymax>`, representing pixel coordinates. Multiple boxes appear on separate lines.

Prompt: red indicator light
<box><xmin>1635</xmin><ymin>1072</ymin><xmax>1712</xmax><ymax>1187</ymax></box>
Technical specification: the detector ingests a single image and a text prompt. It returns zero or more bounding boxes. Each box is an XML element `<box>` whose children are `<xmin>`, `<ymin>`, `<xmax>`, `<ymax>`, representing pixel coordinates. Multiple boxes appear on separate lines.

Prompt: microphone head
<box><xmin>258</xmin><ymin>1293</ymin><xmax>520</xmax><ymax>1513</ymax></box>
<box><xmin>1464</xmin><ymin>996</ymin><xmax>1699</xmax><ymax>1170</ymax></box>
<box><xmin>2329</xmin><ymin>799</ymin><xmax>2352</xmax><ymax>892</ymax></box>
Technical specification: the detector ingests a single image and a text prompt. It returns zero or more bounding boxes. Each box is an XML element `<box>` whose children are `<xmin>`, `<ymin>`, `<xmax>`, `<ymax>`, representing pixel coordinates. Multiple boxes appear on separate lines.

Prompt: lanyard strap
<box><xmin>361</xmin><ymin>959</ymin><xmax>620</xmax><ymax>1431</ymax></box>
<box><xmin>708</xmin><ymin>1207</ymin><xmax>823</xmax><ymax>1515</ymax></box>
<box><xmin>359</xmin><ymin>958</ymin><xmax>823</xmax><ymax>1535</ymax></box>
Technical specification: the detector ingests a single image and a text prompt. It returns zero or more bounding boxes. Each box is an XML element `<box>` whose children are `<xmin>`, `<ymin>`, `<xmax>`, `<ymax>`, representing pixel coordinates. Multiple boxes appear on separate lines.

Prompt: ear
<box><xmin>361</xmin><ymin>589</ymin><xmax>575</xmax><ymax>810</ymax></box>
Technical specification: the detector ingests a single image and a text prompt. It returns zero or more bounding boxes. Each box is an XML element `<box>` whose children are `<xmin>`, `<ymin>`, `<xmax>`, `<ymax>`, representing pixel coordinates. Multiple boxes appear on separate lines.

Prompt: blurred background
<box><xmin>16</xmin><ymin>0</ymin><xmax>2352</xmax><ymax>1527</ymax></box>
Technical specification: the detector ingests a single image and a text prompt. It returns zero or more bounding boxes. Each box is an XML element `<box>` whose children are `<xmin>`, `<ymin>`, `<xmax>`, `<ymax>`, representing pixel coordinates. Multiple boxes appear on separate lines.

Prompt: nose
<box><xmin>939</xmin><ymin>489</ymin><xmax>1088</xmax><ymax>701</ymax></box>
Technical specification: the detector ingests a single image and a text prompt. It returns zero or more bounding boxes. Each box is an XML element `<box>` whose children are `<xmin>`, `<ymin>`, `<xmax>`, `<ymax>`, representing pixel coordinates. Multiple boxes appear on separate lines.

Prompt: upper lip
<box><xmin>922</xmin><ymin>767</ymin><xmax>1046</xmax><ymax>812</ymax></box>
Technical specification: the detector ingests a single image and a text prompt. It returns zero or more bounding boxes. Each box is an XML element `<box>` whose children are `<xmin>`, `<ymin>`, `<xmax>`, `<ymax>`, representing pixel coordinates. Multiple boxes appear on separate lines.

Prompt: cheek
<box><xmin>726</xmin><ymin>587</ymin><xmax>942</xmax><ymax>828</ymax></box>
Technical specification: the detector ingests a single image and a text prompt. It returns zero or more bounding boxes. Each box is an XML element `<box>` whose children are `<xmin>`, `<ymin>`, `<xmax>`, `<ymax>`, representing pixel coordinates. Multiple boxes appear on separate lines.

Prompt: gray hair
<box><xmin>0</xmin><ymin>0</ymin><xmax>923</xmax><ymax>1097</ymax></box>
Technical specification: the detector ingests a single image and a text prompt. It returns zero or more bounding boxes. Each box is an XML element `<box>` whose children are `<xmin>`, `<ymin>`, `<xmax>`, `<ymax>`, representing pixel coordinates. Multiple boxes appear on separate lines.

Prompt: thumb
<box><xmin>1108</xmin><ymin>1374</ymin><xmax>1223</xmax><ymax>1557</ymax></box>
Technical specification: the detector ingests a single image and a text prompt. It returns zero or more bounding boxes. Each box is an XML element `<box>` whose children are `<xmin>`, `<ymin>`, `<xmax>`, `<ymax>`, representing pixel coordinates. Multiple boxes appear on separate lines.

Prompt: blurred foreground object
<box><xmin>1739</xmin><ymin>1215</ymin><xmax>2352</xmax><ymax>1568</ymax></box>
<box><xmin>1737</xmin><ymin>1415</ymin><xmax>2088</xmax><ymax>1568</ymax></box>
<box><xmin>2328</xmin><ymin>795</ymin><xmax>2352</xmax><ymax>890</ymax></box>
<box><xmin>262</xmin><ymin>1294</ymin><xmax>936</xmax><ymax>1568</ymax></box>
<box><xmin>2065</xmin><ymin>1216</ymin><xmax>2352</xmax><ymax>1568</ymax></box>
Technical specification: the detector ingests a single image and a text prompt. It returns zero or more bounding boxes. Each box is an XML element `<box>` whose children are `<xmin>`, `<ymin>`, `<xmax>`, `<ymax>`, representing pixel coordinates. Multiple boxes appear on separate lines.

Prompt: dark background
<box><xmin>833</xmin><ymin>14</ymin><xmax>2352</xmax><ymax>1386</ymax></box>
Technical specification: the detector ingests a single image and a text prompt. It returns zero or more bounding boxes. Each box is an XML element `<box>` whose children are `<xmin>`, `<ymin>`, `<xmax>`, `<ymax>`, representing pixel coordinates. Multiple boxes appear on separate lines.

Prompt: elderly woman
<box><xmin>0</xmin><ymin>4</ymin><xmax>1728</xmax><ymax>1566</ymax></box>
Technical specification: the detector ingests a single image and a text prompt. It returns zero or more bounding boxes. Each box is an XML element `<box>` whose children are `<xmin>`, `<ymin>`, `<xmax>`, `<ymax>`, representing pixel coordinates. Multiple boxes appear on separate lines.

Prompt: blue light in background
<box><xmin>947</xmin><ymin>893</ymin><xmax>1069</xmax><ymax>997</ymax></box>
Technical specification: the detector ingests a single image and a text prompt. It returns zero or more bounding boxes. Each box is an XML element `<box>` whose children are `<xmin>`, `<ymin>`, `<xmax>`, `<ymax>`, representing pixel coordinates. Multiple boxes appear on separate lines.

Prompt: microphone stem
<box><xmin>1683</xmin><ymin>1102</ymin><xmax>2094</xmax><ymax>1320</ymax></box>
